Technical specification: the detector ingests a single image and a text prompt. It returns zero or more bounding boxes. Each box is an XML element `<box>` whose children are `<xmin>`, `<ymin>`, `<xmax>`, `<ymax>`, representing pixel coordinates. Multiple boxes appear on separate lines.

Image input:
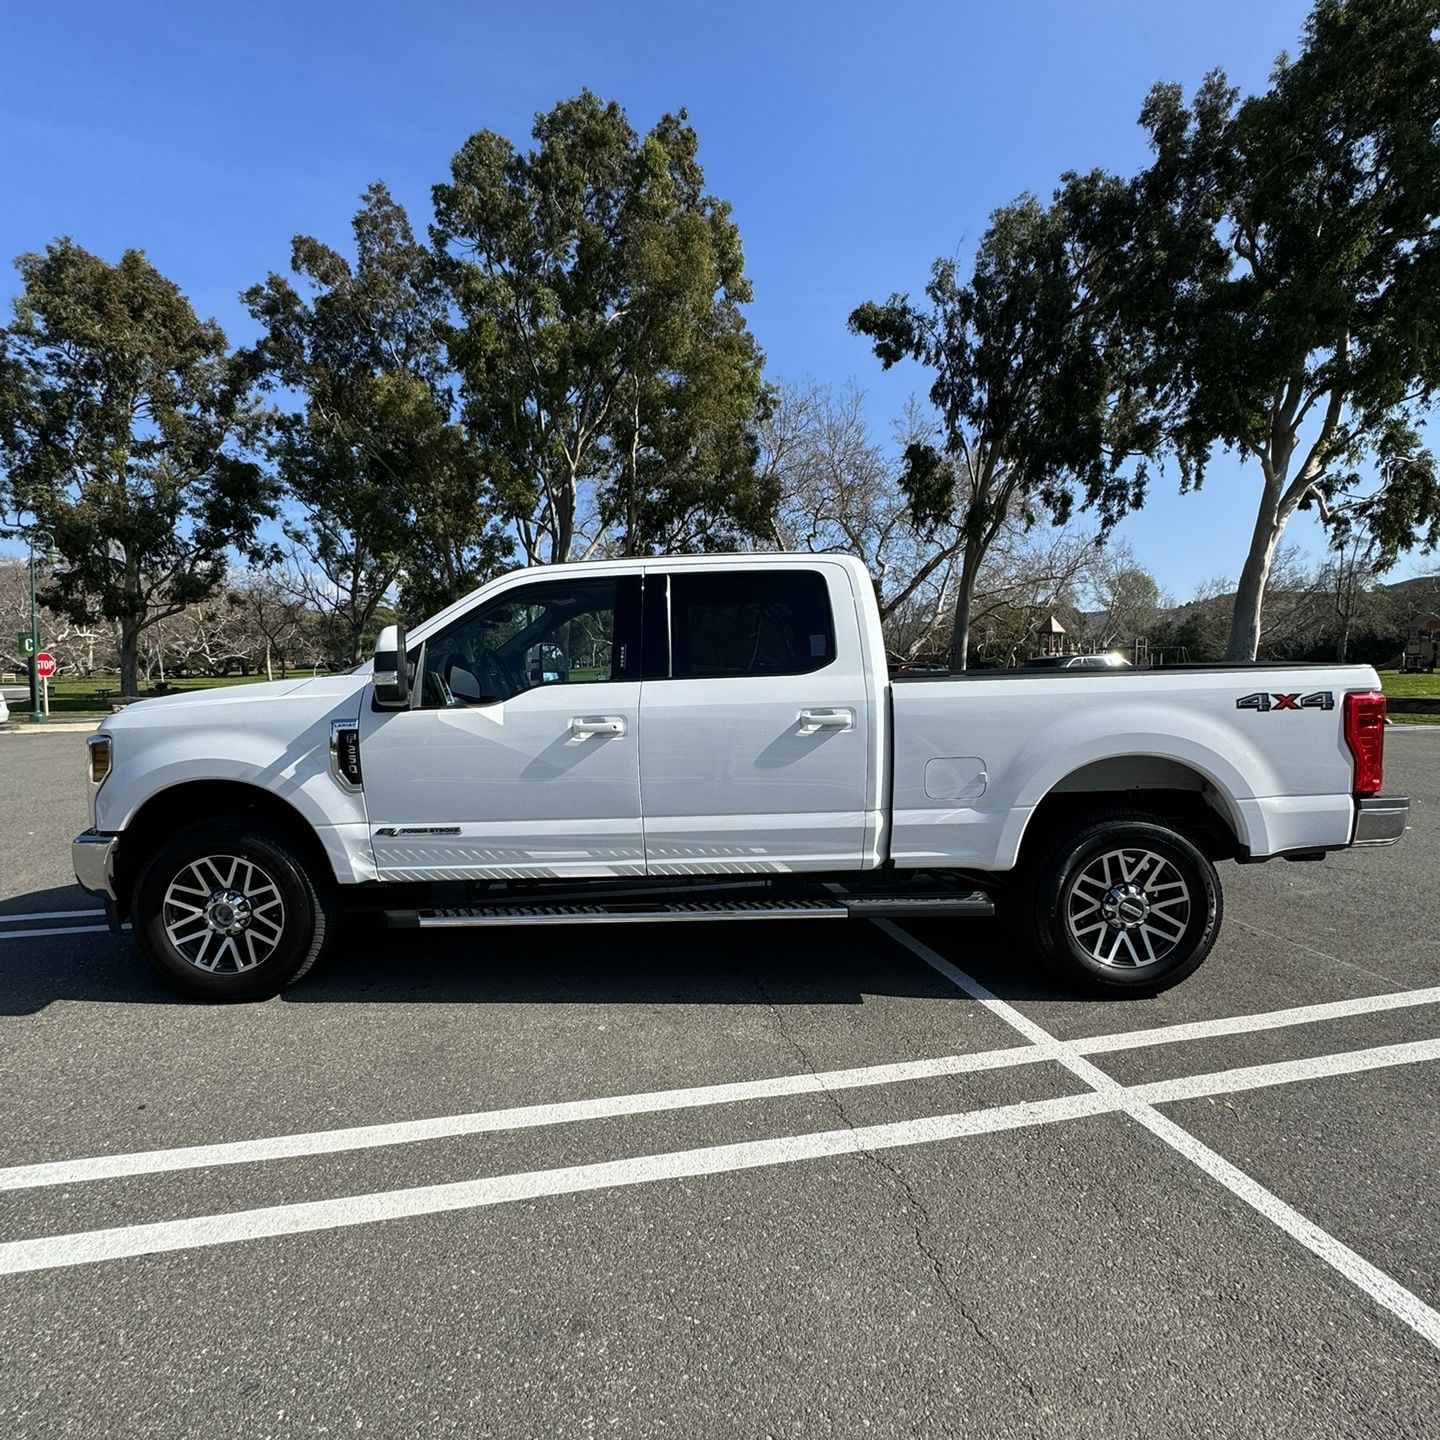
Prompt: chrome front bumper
<box><xmin>1353</xmin><ymin>796</ymin><xmax>1410</xmax><ymax>846</ymax></box>
<box><xmin>73</xmin><ymin>829</ymin><xmax>119</xmax><ymax>899</ymax></box>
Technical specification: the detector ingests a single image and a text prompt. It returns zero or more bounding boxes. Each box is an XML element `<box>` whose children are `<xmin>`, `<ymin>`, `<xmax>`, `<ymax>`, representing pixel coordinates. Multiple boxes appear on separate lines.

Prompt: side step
<box><xmin>387</xmin><ymin>891</ymin><xmax>992</xmax><ymax>930</ymax></box>
<box><xmin>840</xmin><ymin>892</ymin><xmax>993</xmax><ymax>918</ymax></box>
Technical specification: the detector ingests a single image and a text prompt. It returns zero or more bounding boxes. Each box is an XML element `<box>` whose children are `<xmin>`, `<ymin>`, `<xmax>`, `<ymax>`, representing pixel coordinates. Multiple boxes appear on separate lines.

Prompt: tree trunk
<box><xmin>1226</xmin><ymin>500</ymin><xmax>1283</xmax><ymax>662</ymax></box>
<box><xmin>623</xmin><ymin>381</ymin><xmax>641</xmax><ymax>558</ymax></box>
<box><xmin>947</xmin><ymin>538</ymin><xmax>985</xmax><ymax>672</ymax></box>
<box><xmin>118</xmin><ymin>624</ymin><xmax>140</xmax><ymax>697</ymax></box>
<box><xmin>555</xmin><ymin>472</ymin><xmax>577</xmax><ymax>563</ymax></box>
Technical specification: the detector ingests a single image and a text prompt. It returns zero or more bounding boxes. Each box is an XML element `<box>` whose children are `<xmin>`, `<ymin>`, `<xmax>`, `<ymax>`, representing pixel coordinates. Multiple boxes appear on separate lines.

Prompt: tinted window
<box><xmin>418</xmin><ymin>577</ymin><xmax>637</xmax><ymax>706</ymax></box>
<box><xmin>668</xmin><ymin>570</ymin><xmax>835</xmax><ymax>679</ymax></box>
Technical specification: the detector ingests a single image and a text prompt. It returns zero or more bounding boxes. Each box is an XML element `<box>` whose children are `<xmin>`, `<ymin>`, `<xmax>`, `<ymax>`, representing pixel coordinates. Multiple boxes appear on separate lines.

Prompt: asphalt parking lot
<box><xmin>1</xmin><ymin>728</ymin><xmax>1437</xmax><ymax>1438</ymax></box>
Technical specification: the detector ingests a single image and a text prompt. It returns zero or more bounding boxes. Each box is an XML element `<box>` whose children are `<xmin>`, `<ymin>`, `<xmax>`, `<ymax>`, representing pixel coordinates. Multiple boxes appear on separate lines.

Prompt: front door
<box><xmin>639</xmin><ymin>565</ymin><xmax>872</xmax><ymax>874</ymax></box>
<box><xmin>359</xmin><ymin>574</ymin><xmax>644</xmax><ymax>881</ymax></box>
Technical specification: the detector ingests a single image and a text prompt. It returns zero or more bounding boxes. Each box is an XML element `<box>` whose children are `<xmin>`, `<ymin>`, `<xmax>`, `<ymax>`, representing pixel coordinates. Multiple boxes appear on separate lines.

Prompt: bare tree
<box><xmin>228</xmin><ymin>572</ymin><xmax>309</xmax><ymax>679</ymax></box>
<box><xmin>1321</xmin><ymin>535</ymin><xmax>1384</xmax><ymax>665</ymax></box>
<box><xmin>766</xmin><ymin>383</ymin><xmax>966</xmax><ymax>630</ymax></box>
<box><xmin>1079</xmin><ymin>542</ymin><xmax>1168</xmax><ymax>654</ymax></box>
<box><xmin>0</xmin><ymin>559</ymin><xmax>115</xmax><ymax>677</ymax></box>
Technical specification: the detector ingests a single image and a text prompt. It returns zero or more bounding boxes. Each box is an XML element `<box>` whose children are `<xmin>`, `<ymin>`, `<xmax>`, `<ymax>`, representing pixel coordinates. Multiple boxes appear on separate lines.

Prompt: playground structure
<box><xmin>1401</xmin><ymin>615</ymin><xmax>1440</xmax><ymax>673</ymax></box>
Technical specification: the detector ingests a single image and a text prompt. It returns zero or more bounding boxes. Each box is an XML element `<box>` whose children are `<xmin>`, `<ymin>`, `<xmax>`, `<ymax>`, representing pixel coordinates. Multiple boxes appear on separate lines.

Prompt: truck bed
<box><xmin>887</xmin><ymin>663</ymin><xmax>1376</xmax><ymax>871</ymax></box>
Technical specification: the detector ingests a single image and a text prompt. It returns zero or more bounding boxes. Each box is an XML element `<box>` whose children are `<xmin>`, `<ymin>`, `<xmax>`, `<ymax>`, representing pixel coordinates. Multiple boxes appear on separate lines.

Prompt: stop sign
<box><xmin>34</xmin><ymin>652</ymin><xmax>57</xmax><ymax>679</ymax></box>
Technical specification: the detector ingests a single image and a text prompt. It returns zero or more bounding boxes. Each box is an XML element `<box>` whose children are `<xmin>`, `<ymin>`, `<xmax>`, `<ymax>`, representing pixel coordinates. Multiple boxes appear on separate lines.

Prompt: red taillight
<box><xmin>1343</xmin><ymin>691</ymin><xmax>1386</xmax><ymax>796</ymax></box>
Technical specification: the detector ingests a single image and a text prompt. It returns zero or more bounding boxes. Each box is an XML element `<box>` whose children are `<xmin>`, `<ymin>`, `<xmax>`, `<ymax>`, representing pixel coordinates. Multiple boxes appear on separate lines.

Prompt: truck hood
<box><xmin>104</xmin><ymin>673</ymin><xmax>370</xmax><ymax>726</ymax></box>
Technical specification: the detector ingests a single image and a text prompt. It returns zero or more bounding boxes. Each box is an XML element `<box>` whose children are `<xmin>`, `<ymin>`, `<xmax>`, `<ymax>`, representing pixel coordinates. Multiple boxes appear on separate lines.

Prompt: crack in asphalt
<box><xmin>741</xmin><ymin>963</ymin><xmax>1055</xmax><ymax>1434</ymax></box>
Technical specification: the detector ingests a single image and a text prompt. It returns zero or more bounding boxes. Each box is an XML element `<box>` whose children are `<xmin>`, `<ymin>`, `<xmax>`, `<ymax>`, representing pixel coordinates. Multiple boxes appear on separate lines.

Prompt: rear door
<box><xmin>639</xmin><ymin>564</ymin><xmax>872</xmax><ymax>874</ymax></box>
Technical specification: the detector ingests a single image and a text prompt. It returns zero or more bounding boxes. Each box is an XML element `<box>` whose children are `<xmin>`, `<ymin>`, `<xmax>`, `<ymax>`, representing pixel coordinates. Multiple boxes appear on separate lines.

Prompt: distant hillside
<box><xmin>1380</xmin><ymin>573</ymin><xmax>1440</xmax><ymax>610</ymax></box>
<box><xmin>1155</xmin><ymin>572</ymin><xmax>1440</xmax><ymax>624</ymax></box>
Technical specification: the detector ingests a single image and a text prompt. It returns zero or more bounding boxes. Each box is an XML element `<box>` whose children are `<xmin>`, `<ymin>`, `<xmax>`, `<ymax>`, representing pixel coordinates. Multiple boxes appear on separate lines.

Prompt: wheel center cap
<box><xmin>206</xmin><ymin>890</ymin><xmax>253</xmax><ymax>935</ymax></box>
<box><xmin>1101</xmin><ymin>882</ymin><xmax>1151</xmax><ymax>930</ymax></box>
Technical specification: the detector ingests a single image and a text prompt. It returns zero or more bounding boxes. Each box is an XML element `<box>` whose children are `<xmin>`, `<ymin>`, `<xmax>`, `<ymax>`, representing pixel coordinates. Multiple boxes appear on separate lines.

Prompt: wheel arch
<box><xmin>114</xmin><ymin>780</ymin><xmax>336</xmax><ymax>917</ymax></box>
<box><xmin>1012</xmin><ymin>755</ymin><xmax>1246</xmax><ymax>871</ymax></box>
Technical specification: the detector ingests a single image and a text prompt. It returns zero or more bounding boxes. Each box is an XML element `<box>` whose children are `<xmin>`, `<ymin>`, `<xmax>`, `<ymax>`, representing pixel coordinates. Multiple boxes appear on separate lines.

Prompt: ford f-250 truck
<box><xmin>73</xmin><ymin>553</ymin><xmax>1409</xmax><ymax>1002</ymax></box>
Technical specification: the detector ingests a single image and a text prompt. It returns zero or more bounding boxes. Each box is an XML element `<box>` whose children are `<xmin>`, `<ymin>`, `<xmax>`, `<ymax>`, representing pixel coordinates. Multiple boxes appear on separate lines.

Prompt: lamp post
<box><xmin>3</xmin><ymin>526</ymin><xmax>62</xmax><ymax>722</ymax></box>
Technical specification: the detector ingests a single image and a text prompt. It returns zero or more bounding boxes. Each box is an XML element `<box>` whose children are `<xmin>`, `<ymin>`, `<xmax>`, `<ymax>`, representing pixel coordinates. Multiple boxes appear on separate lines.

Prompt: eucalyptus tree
<box><xmin>1132</xmin><ymin>0</ymin><xmax>1440</xmax><ymax>659</ymax></box>
<box><xmin>0</xmin><ymin>240</ymin><xmax>274</xmax><ymax>694</ymax></box>
<box><xmin>432</xmin><ymin>92</ymin><xmax>768</xmax><ymax>563</ymax></box>
<box><xmin>850</xmin><ymin>184</ymin><xmax>1161</xmax><ymax>669</ymax></box>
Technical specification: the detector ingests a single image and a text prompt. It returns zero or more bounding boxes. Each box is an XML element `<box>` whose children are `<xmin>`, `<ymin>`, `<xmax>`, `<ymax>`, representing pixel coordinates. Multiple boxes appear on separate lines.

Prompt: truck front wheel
<box><xmin>131</xmin><ymin>819</ymin><xmax>336</xmax><ymax>1002</ymax></box>
<box><xmin>1022</xmin><ymin>810</ymin><xmax>1222</xmax><ymax>996</ymax></box>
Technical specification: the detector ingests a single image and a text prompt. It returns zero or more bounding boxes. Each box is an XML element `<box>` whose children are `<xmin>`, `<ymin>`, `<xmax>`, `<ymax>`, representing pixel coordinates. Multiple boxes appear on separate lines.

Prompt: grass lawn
<box><xmin>4</xmin><ymin>671</ymin><xmax>311</xmax><ymax>719</ymax></box>
<box><xmin>1380</xmin><ymin>670</ymin><xmax>1440</xmax><ymax>698</ymax></box>
<box><xmin>1379</xmin><ymin>668</ymin><xmax>1440</xmax><ymax>722</ymax></box>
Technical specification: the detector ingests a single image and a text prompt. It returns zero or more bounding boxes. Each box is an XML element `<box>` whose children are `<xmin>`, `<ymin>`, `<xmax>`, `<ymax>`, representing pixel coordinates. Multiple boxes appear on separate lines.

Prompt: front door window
<box><xmin>417</xmin><ymin>576</ymin><xmax>638</xmax><ymax>707</ymax></box>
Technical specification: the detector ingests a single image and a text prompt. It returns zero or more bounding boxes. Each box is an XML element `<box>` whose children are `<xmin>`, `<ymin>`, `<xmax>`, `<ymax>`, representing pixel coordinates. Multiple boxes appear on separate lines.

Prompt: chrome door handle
<box><xmin>571</xmin><ymin>715</ymin><xmax>627</xmax><ymax>739</ymax></box>
<box><xmin>797</xmin><ymin>708</ymin><xmax>854</xmax><ymax>734</ymax></box>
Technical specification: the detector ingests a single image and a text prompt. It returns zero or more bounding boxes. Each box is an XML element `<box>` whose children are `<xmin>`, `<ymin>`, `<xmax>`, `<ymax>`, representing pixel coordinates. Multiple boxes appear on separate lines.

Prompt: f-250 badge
<box><xmin>1235</xmin><ymin>691</ymin><xmax>1334</xmax><ymax>712</ymax></box>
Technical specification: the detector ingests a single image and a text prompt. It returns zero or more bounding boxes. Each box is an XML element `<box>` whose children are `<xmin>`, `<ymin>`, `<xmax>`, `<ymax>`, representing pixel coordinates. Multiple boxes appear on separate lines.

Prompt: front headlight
<box><xmin>87</xmin><ymin>733</ymin><xmax>112</xmax><ymax>785</ymax></box>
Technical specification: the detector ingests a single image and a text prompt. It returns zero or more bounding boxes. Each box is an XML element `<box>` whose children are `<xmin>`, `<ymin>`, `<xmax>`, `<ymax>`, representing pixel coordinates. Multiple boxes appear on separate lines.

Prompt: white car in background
<box><xmin>1022</xmin><ymin>652</ymin><xmax>1133</xmax><ymax>670</ymax></box>
<box><xmin>0</xmin><ymin>693</ymin><xmax>10</xmax><ymax>725</ymax></box>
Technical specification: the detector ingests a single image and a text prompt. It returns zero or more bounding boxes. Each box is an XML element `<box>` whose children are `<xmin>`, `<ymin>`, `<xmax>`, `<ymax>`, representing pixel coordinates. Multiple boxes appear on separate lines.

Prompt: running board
<box><xmin>387</xmin><ymin>891</ymin><xmax>992</xmax><ymax>930</ymax></box>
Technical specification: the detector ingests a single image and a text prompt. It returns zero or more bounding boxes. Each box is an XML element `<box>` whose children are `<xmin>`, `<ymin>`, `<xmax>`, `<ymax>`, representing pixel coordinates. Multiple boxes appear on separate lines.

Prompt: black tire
<box><xmin>131</xmin><ymin>818</ymin><xmax>336</xmax><ymax>1002</ymax></box>
<box><xmin>1020</xmin><ymin>809</ymin><xmax>1222</xmax><ymax>996</ymax></box>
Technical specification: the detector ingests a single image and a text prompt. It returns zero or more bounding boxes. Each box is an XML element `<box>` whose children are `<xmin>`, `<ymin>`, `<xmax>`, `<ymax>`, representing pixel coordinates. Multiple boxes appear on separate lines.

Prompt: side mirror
<box><xmin>372</xmin><ymin>624</ymin><xmax>410</xmax><ymax>708</ymax></box>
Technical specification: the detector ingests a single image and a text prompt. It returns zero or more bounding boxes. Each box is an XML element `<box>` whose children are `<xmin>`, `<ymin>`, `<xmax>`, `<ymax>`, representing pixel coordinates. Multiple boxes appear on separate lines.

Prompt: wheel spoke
<box><xmin>1065</xmin><ymin>845</ymin><xmax>1194</xmax><ymax>971</ymax></box>
<box><xmin>162</xmin><ymin>852</ymin><xmax>286</xmax><ymax>975</ymax></box>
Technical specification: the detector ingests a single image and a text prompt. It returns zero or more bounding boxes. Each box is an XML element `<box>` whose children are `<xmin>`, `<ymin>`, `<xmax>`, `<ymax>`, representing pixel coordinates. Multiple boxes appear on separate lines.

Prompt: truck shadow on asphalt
<box><xmin>0</xmin><ymin>885</ymin><xmax>1091</xmax><ymax>1014</ymax></box>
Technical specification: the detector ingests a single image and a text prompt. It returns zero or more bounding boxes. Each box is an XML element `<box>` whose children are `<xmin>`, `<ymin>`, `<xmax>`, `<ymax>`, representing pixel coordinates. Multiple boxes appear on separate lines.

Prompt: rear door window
<box><xmin>665</xmin><ymin>570</ymin><xmax>835</xmax><ymax>679</ymax></box>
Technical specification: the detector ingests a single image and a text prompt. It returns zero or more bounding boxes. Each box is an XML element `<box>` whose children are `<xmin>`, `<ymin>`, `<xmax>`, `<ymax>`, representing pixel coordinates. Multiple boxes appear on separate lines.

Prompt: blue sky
<box><xmin>2</xmin><ymin>0</ymin><xmax>1423</xmax><ymax>595</ymax></box>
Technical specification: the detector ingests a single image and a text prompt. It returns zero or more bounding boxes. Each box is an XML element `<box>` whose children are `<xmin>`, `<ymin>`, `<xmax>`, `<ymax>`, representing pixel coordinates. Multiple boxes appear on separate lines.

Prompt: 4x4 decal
<box><xmin>1236</xmin><ymin>691</ymin><xmax>1334</xmax><ymax>712</ymax></box>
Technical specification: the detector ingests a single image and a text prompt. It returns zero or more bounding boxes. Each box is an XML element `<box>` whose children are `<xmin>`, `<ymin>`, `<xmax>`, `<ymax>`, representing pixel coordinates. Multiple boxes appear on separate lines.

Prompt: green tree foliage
<box><xmin>0</xmin><ymin>240</ymin><xmax>275</xmax><ymax>695</ymax></box>
<box><xmin>432</xmin><ymin>91</ymin><xmax>771</xmax><ymax>563</ymax></box>
<box><xmin>244</xmin><ymin>184</ymin><xmax>509</xmax><ymax>665</ymax></box>
<box><xmin>850</xmin><ymin>187</ymin><xmax>1161</xmax><ymax>669</ymax></box>
<box><xmin>1132</xmin><ymin>0</ymin><xmax>1440</xmax><ymax>659</ymax></box>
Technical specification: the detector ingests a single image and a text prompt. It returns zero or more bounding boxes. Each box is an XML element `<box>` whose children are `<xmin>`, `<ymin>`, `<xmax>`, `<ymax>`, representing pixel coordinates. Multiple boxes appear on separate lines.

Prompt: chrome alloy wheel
<box><xmin>1064</xmin><ymin>847</ymin><xmax>1192</xmax><ymax>969</ymax></box>
<box><xmin>161</xmin><ymin>854</ymin><xmax>286</xmax><ymax>973</ymax></box>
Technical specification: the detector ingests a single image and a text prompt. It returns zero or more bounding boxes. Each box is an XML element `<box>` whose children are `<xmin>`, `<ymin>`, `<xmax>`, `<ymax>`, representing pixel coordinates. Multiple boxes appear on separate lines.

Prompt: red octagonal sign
<box><xmin>34</xmin><ymin>651</ymin><xmax>57</xmax><ymax>679</ymax></box>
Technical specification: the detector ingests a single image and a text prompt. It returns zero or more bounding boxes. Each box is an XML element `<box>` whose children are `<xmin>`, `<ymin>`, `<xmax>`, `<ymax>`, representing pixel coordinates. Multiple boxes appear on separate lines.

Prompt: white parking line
<box><xmin>0</xmin><ymin>910</ymin><xmax>105</xmax><ymax>924</ymax></box>
<box><xmin>5</xmin><ymin>982</ymin><xmax>1439</xmax><ymax>1193</ymax></box>
<box><xmin>875</xmin><ymin>923</ymin><xmax>1440</xmax><ymax>1355</ymax></box>
<box><xmin>0</xmin><ymin>924</ymin><xmax>122</xmax><ymax>941</ymax></box>
<box><xmin>0</xmin><ymin>1043</ymin><xmax>1045</xmax><ymax>1191</ymax></box>
<box><xmin>1076</xmin><ymin>984</ymin><xmax>1440</xmax><ymax>1054</ymax></box>
<box><xmin>1</xmin><ymin>1037</ymin><xmax>1436</xmax><ymax>1277</ymax></box>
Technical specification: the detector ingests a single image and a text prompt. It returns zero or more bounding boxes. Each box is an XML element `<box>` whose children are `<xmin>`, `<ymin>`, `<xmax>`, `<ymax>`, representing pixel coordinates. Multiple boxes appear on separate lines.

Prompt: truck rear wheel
<box><xmin>1021</xmin><ymin>809</ymin><xmax>1222</xmax><ymax>996</ymax></box>
<box><xmin>131</xmin><ymin>819</ymin><xmax>335</xmax><ymax>1002</ymax></box>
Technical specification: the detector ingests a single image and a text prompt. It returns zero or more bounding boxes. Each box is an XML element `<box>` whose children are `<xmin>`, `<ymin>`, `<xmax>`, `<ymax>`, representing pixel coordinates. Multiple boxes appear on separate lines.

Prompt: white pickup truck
<box><xmin>73</xmin><ymin>553</ymin><xmax>1408</xmax><ymax>1002</ymax></box>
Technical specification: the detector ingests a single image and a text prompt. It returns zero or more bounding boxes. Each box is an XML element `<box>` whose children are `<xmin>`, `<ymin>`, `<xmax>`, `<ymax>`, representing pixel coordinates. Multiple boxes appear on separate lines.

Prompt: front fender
<box><xmin>95</xmin><ymin>681</ymin><xmax>376</xmax><ymax>883</ymax></box>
